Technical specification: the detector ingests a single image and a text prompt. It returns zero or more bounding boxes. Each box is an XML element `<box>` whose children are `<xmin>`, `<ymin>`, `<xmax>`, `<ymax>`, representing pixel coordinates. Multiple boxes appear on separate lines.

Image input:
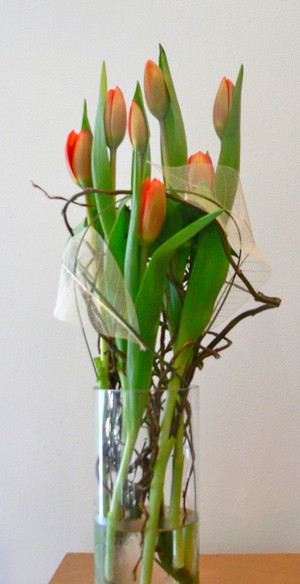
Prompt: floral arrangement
<box><xmin>37</xmin><ymin>46</ymin><xmax>280</xmax><ymax>584</ymax></box>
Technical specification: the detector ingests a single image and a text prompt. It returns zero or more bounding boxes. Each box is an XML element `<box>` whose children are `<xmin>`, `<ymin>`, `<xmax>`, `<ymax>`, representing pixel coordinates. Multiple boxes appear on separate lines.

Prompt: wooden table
<box><xmin>49</xmin><ymin>553</ymin><xmax>300</xmax><ymax>583</ymax></box>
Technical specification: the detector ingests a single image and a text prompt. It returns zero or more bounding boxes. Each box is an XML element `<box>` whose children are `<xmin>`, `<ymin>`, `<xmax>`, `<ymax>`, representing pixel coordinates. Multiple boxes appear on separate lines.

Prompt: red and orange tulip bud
<box><xmin>128</xmin><ymin>100</ymin><xmax>149</xmax><ymax>154</ymax></box>
<box><xmin>104</xmin><ymin>86</ymin><xmax>127</xmax><ymax>149</ymax></box>
<box><xmin>144</xmin><ymin>60</ymin><xmax>169</xmax><ymax>120</ymax></box>
<box><xmin>139</xmin><ymin>178</ymin><xmax>166</xmax><ymax>245</ymax></box>
<box><xmin>188</xmin><ymin>151</ymin><xmax>215</xmax><ymax>190</ymax></box>
<box><xmin>65</xmin><ymin>129</ymin><xmax>93</xmax><ymax>188</ymax></box>
<box><xmin>213</xmin><ymin>77</ymin><xmax>234</xmax><ymax>139</ymax></box>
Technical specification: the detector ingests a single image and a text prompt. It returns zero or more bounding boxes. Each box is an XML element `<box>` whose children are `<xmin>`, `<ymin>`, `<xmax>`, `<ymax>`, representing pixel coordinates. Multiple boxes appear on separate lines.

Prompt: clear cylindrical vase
<box><xmin>94</xmin><ymin>386</ymin><xmax>199</xmax><ymax>584</ymax></box>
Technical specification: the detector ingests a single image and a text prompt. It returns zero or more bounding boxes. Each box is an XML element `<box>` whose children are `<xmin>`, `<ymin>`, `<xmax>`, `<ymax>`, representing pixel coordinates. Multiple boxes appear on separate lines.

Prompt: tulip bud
<box><xmin>213</xmin><ymin>77</ymin><xmax>234</xmax><ymax>139</ymax></box>
<box><xmin>65</xmin><ymin>129</ymin><xmax>93</xmax><ymax>188</ymax></box>
<box><xmin>188</xmin><ymin>151</ymin><xmax>214</xmax><ymax>190</ymax></box>
<box><xmin>128</xmin><ymin>100</ymin><xmax>149</xmax><ymax>154</ymax></box>
<box><xmin>139</xmin><ymin>178</ymin><xmax>166</xmax><ymax>245</ymax></box>
<box><xmin>144</xmin><ymin>60</ymin><xmax>169</xmax><ymax>120</ymax></box>
<box><xmin>104</xmin><ymin>86</ymin><xmax>127</xmax><ymax>149</ymax></box>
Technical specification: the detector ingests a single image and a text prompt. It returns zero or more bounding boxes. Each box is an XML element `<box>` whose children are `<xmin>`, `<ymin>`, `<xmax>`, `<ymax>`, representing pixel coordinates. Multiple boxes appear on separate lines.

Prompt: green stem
<box><xmin>159</xmin><ymin>119</ymin><xmax>170</xmax><ymax>170</ymax></box>
<box><xmin>140</xmin><ymin>245</ymin><xmax>148</xmax><ymax>280</ymax></box>
<box><xmin>124</xmin><ymin>149</ymin><xmax>142</xmax><ymax>301</ymax></box>
<box><xmin>140</xmin><ymin>375</ymin><xmax>182</xmax><ymax>584</ymax></box>
<box><xmin>84</xmin><ymin>192</ymin><xmax>95</xmax><ymax>227</ymax></box>
<box><xmin>109</xmin><ymin>147</ymin><xmax>117</xmax><ymax>203</ymax></box>
<box><xmin>140</xmin><ymin>436</ymin><xmax>175</xmax><ymax>584</ymax></box>
<box><xmin>99</xmin><ymin>147</ymin><xmax>117</xmax><ymax>389</ymax></box>
<box><xmin>104</xmin><ymin>430</ymin><xmax>137</xmax><ymax>582</ymax></box>
<box><xmin>183</xmin><ymin>520</ymin><xmax>199</xmax><ymax>577</ymax></box>
<box><xmin>170</xmin><ymin>413</ymin><xmax>185</xmax><ymax>569</ymax></box>
<box><xmin>99</xmin><ymin>337</ymin><xmax>109</xmax><ymax>388</ymax></box>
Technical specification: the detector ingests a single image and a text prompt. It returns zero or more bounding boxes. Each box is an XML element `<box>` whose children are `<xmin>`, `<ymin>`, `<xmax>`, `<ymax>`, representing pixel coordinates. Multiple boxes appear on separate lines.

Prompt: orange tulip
<box><xmin>188</xmin><ymin>151</ymin><xmax>214</xmax><ymax>190</ymax></box>
<box><xmin>213</xmin><ymin>77</ymin><xmax>234</xmax><ymax>139</ymax></box>
<box><xmin>128</xmin><ymin>100</ymin><xmax>148</xmax><ymax>154</ymax></box>
<box><xmin>104</xmin><ymin>86</ymin><xmax>127</xmax><ymax>149</ymax></box>
<box><xmin>139</xmin><ymin>178</ymin><xmax>166</xmax><ymax>245</ymax></box>
<box><xmin>65</xmin><ymin>129</ymin><xmax>93</xmax><ymax>188</ymax></box>
<box><xmin>144</xmin><ymin>60</ymin><xmax>169</xmax><ymax>120</ymax></box>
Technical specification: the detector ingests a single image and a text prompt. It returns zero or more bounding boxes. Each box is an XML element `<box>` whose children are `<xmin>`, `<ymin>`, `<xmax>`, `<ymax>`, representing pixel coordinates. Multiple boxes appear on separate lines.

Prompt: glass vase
<box><xmin>94</xmin><ymin>386</ymin><xmax>199</xmax><ymax>584</ymax></box>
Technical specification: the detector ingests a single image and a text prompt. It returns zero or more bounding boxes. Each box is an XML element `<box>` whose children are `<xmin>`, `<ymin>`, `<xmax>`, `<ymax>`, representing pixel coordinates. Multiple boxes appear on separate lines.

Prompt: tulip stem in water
<box><xmin>140</xmin><ymin>376</ymin><xmax>183</xmax><ymax>584</ymax></box>
<box><xmin>170</xmin><ymin>412</ymin><xmax>185</xmax><ymax>568</ymax></box>
<box><xmin>99</xmin><ymin>338</ymin><xmax>109</xmax><ymax>388</ymax></box>
<box><xmin>140</xmin><ymin>436</ymin><xmax>175</xmax><ymax>584</ymax></box>
<box><xmin>105</xmin><ymin>430</ymin><xmax>137</xmax><ymax>582</ymax></box>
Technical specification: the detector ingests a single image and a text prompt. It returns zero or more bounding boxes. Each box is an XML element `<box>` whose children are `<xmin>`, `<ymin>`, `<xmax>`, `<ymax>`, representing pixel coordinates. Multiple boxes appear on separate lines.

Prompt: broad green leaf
<box><xmin>217</xmin><ymin>64</ymin><xmax>243</xmax><ymax>171</ymax></box>
<box><xmin>125</xmin><ymin>148</ymin><xmax>142</xmax><ymax>301</ymax></box>
<box><xmin>159</xmin><ymin>45</ymin><xmax>188</xmax><ymax>168</ymax></box>
<box><xmin>81</xmin><ymin>99</ymin><xmax>92</xmax><ymax>133</ymax></box>
<box><xmin>136</xmin><ymin>208</ymin><xmax>224</xmax><ymax>348</ymax></box>
<box><xmin>91</xmin><ymin>62</ymin><xmax>116</xmax><ymax>240</ymax></box>
<box><xmin>164</xmin><ymin>241</ymin><xmax>191</xmax><ymax>337</ymax></box>
<box><xmin>126</xmin><ymin>209</ymin><xmax>224</xmax><ymax>426</ymax></box>
<box><xmin>108</xmin><ymin>205</ymin><xmax>129</xmax><ymax>273</ymax></box>
<box><xmin>175</xmin><ymin>222</ymin><xmax>229</xmax><ymax>358</ymax></box>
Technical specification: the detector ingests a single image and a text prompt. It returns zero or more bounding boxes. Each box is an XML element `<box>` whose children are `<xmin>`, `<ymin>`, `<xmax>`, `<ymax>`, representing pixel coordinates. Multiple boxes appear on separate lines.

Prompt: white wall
<box><xmin>1</xmin><ymin>1</ymin><xmax>299</xmax><ymax>582</ymax></box>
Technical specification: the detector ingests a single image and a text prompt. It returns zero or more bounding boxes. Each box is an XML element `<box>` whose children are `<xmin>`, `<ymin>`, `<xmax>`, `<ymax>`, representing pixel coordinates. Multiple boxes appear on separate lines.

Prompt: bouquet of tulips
<box><xmin>42</xmin><ymin>45</ymin><xmax>280</xmax><ymax>584</ymax></box>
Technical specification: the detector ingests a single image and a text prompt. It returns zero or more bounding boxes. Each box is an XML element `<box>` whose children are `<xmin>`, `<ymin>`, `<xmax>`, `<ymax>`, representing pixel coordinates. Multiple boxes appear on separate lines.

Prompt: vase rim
<box><xmin>93</xmin><ymin>385</ymin><xmax>198</xmax><ymax>392</ymax></box>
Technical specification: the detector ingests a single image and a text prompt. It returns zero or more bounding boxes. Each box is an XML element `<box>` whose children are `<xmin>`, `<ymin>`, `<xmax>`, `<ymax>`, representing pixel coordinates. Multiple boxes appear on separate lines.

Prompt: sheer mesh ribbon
<box><xmin>54</xmin><ymin>226</ymin><xmax>145</xmax><ymax>349</ymax></box>
<box><xmin>161</xmin><ymin>163</ymin><xmax>271</xmax><ymax>328</ymax></box>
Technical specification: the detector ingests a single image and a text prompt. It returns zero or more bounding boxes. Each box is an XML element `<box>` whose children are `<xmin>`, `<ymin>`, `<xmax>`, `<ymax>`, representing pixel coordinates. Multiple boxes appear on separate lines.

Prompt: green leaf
<box><xmin>175</xmin><ymin>222</ymin><xmax>229</xmax><ymax>371</ymax></box>
<box><xmin>108</xmin><ymin>205</ymin><xmax>129</xmax><ymax>273</ymax></box>
<box><xmin>217</xmin><ymin>64</ymin><xmax>243</xmax><ymax>171</ymax></box>
<box><xmin>159</xmin><ymin>45</ymin><xmax>188</xmax><ymax>168</ymax></box>
<box><xmin>125</xmin><ymin>148</ymin><xmax>142</xmax><ymax>301</ymax></box>
<box><xmin>125</xmin><ymin>213</ymin><xmax>223</xmax><ymax>431</ymax></box>
<box><xmin>164</xmin><ymin>241</ymin><xmax>191</xmax><ymax>337</ymax></box>
<box><xmin>81</xmin><ymin>99</ymin><xmax>92</xmax><ymax>133</ymax></box>
<box><xmin>91</xmin><ymin>62</ymin><xmax>116</xmax><ymax>240</ymax></box>
<box><xmin>164</xmin><ymin>280</ymin><xmax>182</xmax><ymax>338</ymax></box>
<box><xmin>125</xmin><ymin>209</ymin><xmax>224</xmax><ymax>408</ymax></box>
<box><xmin>136</xmin><ymin>208</ymin><xmax>224</xmax><ymax>348</ymax></box>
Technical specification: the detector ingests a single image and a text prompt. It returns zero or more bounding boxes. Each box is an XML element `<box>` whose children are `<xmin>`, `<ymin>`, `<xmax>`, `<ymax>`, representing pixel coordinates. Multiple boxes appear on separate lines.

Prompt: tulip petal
<box><xmin>110</xmin><ymin>86</ymin><xmax>127</xmax><ymax>148</ymax></box>
<box><xmin>139</xmin><ymin>178</ymin><xmax>166</xmax><ymax>245</ymax></box>
<box><xmin>72</xmin><ymin>130</ymin><xmax>93</xmax><ymax>188</ymax></box>
<box><xmin>144</xmin><ymin>60</ymin><xmax>169</xmax><ymax>120</ymax></box>
<box><xmin>65</xmin><ymin>130</ymin><xmax>78</xmax><ymax>180</ymax></box>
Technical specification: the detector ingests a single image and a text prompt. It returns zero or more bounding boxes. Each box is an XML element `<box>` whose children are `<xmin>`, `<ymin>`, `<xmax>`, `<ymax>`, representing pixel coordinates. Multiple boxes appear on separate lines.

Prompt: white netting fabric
<box><xmin>54</xmin><ymin>226</ymin><xmax>145</xmax><ymax>348</ymax></box>
<box><xmin>161</xmin><ymin>163</ymin><xmax>270</xmax><ymax>328</ymax></box>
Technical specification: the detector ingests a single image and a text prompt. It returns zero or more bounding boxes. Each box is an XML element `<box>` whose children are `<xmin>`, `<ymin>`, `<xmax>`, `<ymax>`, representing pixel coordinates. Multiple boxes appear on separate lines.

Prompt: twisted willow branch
<box><xmin>34</xmin><ymin>182</ymin><xmax>281</xmax><ymax>383</ymax></box>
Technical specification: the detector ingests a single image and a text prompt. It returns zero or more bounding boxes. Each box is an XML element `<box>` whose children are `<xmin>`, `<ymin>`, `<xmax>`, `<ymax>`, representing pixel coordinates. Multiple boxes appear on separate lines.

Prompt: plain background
<box><xmin>1</xmin><ymin>1</ymin><xmax>299</xmax><ymax>582</ymax></box>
